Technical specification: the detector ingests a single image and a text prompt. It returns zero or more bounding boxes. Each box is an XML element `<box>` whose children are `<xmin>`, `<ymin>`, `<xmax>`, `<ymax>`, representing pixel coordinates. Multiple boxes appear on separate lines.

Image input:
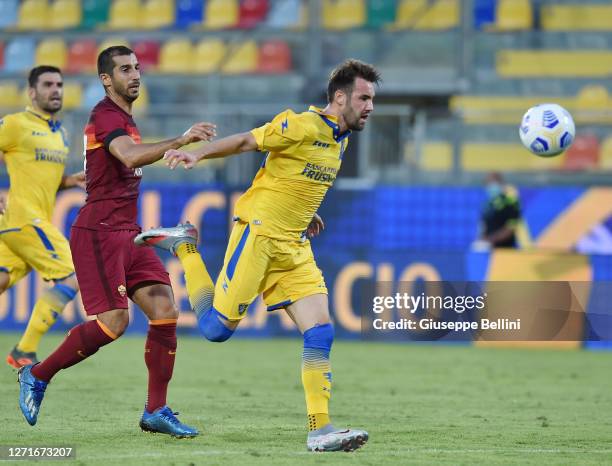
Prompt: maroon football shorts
<box><xmin>70</xmin><ymin>227</ymin><xmax>171</xmax><ymax>315</ymax></box>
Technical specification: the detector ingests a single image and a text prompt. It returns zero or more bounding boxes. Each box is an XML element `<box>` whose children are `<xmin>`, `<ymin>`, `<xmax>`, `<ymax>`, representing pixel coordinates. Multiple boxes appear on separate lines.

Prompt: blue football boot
<box><xmin>18</xmin><ymin>364</ymin><xmax>47</xmax><ymax>426</ymax></box>
<box><xmin>139</xmin><ymin>406</ymin><xmax>199</xmax><ymax>438</ymax></box>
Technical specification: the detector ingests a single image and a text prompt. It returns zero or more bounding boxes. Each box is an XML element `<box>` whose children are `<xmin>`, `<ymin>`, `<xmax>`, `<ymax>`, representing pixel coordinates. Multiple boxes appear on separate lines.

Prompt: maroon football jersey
<box><xmin>73</xmin><ymin>97</ymin><xmax>143</xmax><ymax>231</ymax></box>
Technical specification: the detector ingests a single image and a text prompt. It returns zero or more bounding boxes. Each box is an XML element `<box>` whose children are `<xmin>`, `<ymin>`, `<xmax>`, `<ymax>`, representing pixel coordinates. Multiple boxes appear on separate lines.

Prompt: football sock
<box><xmin>31</xmin><ymin>320</ymin><xmax>116</xmax><ymax>383</ymax></box>
<box><xmin>302</xmin><ymin>323</ymin><xmax>334</xmax><ymax>431</ymax></box>
<box><xmin>17</xmin><ymin>283</ymin><xmax>77</xmax><ymax>353</ymax></box>
<box><xmin>145</xmin><ymin>319</ymin><xmax>177</xmax><ymax>412</ymax></box>
<box><xmin>176</xmin><ymin>243</ymin><xmax>215</xmax><ymax>318</ymax></box>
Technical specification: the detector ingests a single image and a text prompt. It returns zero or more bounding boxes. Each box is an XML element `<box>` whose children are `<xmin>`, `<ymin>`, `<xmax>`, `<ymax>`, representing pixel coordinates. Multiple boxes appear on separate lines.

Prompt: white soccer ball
<box><xmin>519</xmin><ymin>104</ymin><xmax>575</xmax><ymax>157</ymax></box>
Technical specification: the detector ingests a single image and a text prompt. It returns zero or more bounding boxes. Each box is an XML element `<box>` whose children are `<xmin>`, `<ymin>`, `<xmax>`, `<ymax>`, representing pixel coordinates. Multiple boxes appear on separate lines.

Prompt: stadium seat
<box><xmin>4</xmin><ymin>38</ymin><xmax>36</xmax><ymax>72</ymax></box>
<box><xmin>491</xmin><ymin>0</ymin><xmax>532</xmax><ymax>31</ymax></box>
<box><xmin>390</xmin><ymin>0</ymin><xmax>427</xmax><ymax>29</ymax></box>
<box><xmin>0</xmin><ymin>0</ymin><xmax>18</xmax><ymax>30</ymax></box>
<box><xmin>204</xmin><ymin>0</ymin><xmax>239</xmax><ymax>29</ymax></box>
<box><xmin>405</xmin><ymin>141</ymin><xmax>453</xmax><ymax>172</ymax></box>
<box><xmin>143</xmin><ymin>0</ymin><xmax>175</xmax><ymax>29</ymax></box>
<box><xmin>132</xmin><ymin>81</ymin><xmax>148</xmax><ymax>115</ymax></box>
<box><xmin>133</xmin><ymin>40</ymin><xmax>161</xmax><ymax>71</ymax></box>
<box><xmin>0</xmin><ymin>43</ymin><xmax>4</xmax><ymax>69</ymax></box>
<box><xmin>35</xmin><ymin>38</ymin><xmax>68</xmax><ymax>68</ymax></box>
<box><xmin>158</xmin><ymin>38</ymin><xmax>194</xmax><ymax>73</ymax></box>
<box><xmin>97</xmin><ymin>38</ymin><xmax>131</xmax><ymax>55</ymax></box>
<box><xmin>542</xmin><ymin>4</ymin><xmax>612</xmax><ymax>31</ymax></box>
<box><xmin>323</xmin><ymin>0</ymin><xmax>366</xmax><ymax>30</ymax></box>
<box><xmin>107</xmin><ymin>0</ymin><xmax>143</xmax><ymax>30</ymax></box>
<box><xmin>49</xmin><ymin>0</ymin><xmax>81</xmax><ymax>29</ymax></box>
<box><xmin>574</xmin><ymin>85</ymin><xmax>612</xmax><ymax>124</ymax></box>
<box><xmin>562</xmin><ymin>134</ymin><xmax>600</xmax><ymax>171</ymax></box>
<box><xmin>414</xmin><ymin>0</ymin><xmax>459</xmax><ymax>30</ymax></box>
<box><xmin>497</xmin><ymin>50</ymin><xmax>612</xmax><ymax>78</ymax></box>
<box><xmin>66</xmin><ymin>39</ymin><xmax>97</xmax><ymax>73</ymax></box>
<box><xmin>461</xmin><ymin>143</ymin><xmax>563</xmax><ymax>171</ymax></box>
<box><xmin>266</xmin><ymin>0</ymin><xmax>301</xmax><ymax>28</ymax></box>
<box><xmin>81</xmin><ymin>0</ymin><xmax>111</xmax><ymax>29</ymax></box>
<box><xmin>238</xmin><ymin>0</ymin><xmax>269</xmax><ymax>29</ymax></box>
<box><xmin>600</xmin><ymin>137</ymin><xmax>612</xmax><ymax>170</ymax></box>
<box><xmin>257</xmin><ymin>40</ymin><xmax>291</xmax><ymax>74</ymax></box>
<box><xmin>62</xmin><ymin>81</ymin><xmax>82</xmax><ymax>109</ymax></box>
<box><xmin>82</xmin><ymin>79</ymin><xmax>105</xmax><ymax>108</ymax></box>
<box><xmin>221</xmin><ymin>41</ymin><xmax>258</xmax><ymax>74</ymax></box>
<box><xmin>473</xmin><ymin>0</ymin><xmax>495</xmax><ymax>29</ymax></box>
<box><xmin>367</xmin><ymin>0</ymin><xmax>396</xmax><ymax>28</ymax></box>
<box><xmin>175</xmin><ymin>0</ymin><xmax>204</xmax><ymax>29</ymax></box>
<box><xmin>17</xmin><ymin>0</ymin><xmax>49</xmax><ymax>30</ymax></box>
<box><xmin>0</xmin><ymin>81</ymin><xmax>21</xmax><ymax>109</ymax></box>
<box><xmin>193</xmin><ymin>39</ymin><xmax>226</xmax><ymax>74</ymax></box>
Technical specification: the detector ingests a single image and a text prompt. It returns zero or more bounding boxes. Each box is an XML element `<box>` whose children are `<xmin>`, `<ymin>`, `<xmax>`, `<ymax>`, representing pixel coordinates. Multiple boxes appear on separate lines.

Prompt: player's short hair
<box><xmin>28</xmin><ymin>66</ymin><xmax>62</xmax><ymax>88</ymax></box>
<box><xmin>97</xmin><ymin>45</ymin><xmax>135</xmax><ymax>76</ymax></box>
<box><xmin>327</xmin><ymin>59</ymin><xmax>381</xmax><ymax>103</ymax></box>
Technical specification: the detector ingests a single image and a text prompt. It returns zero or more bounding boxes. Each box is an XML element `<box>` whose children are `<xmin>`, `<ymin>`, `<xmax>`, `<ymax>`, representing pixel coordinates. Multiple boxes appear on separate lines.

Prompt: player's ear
<box><xmin>335</xmin><ymin>89</ymin><xmax>346</xmax><ymax>106</ymax></box>
<box><xmin>100</xmin><ymin>73</ymin><xmax>112</xmax><ymax>88</ymax></box>
<box><xmin>27</xmin><ymin>86</ymin><xmax>36</xmax><ymax>102</ymax></box>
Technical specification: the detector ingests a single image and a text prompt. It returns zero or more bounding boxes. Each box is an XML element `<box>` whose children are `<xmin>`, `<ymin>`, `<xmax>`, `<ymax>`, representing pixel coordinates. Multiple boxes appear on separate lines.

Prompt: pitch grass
<box><xmin>0</xmin><ymin>333</ymin><xmax>611</xmax><ymax>465</ymax></box>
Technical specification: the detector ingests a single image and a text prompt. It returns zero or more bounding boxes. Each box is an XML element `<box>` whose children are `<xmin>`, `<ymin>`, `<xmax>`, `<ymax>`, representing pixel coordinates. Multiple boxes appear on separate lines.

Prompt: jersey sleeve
<box><xmin>92</xmin><ymin>108</ymin><xmax>129</xmax><ymax>151</ymax></box>
<box><xmin>250</xmin><ymin>110</ymin><xmax>307</xmax><ymax>153</ymax></box>
<box><xmin>0</xmin><ymin>115</ymin><xmax>19</xmax><ymax>152</ymax></box>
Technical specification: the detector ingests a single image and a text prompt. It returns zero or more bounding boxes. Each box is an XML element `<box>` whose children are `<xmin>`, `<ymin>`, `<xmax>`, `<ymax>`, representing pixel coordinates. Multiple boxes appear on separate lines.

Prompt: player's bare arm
<box><xmin>164</xmin><ymin>131</ymin><xmax>257</xmax><ymax>170</ymax></box>
<box><xmin>59</xmin><ymin>171</ymin><xmax>86</xmax><ymax>190</ymax></box>
<box><xmin>109</xmin><ymin>122</ymin><xmax>217</xmax><ymax>169</ymax></box>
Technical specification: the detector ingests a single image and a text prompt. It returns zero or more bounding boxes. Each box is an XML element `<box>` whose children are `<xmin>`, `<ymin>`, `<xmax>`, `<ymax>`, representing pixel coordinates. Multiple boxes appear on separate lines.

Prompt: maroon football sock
<box><xmin>145</xmin><ymin>321</ymin><xmax>177</xmax><ymax>412</ymax></box>
<box><xmin>31</xmin><ymin>320</ymin><xmax>116</xmax><ymax>382</ymax></box>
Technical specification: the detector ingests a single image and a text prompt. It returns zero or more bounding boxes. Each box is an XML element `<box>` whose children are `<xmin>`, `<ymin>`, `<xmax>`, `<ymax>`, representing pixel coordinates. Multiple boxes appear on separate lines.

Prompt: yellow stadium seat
<box><xmin>18</xmin><ymin>0</ymin><xmax>49</xmax><ymax>30</ymax></box>
<box><xmin>574</xmin><ymin>85</ymin><xmax>612</xmax><ymax>125</ymax></box>
<box><xmin>108</xmin><ymin>0</ymin><xmax>143</xmax><ymax>30</ymax></box>
<box><xmin>193</xmin><ymin>39</ymin><xmax>226</xmax><ymax>74</ymax></box>
<box><xmin>542</xmin><ymin>5</ymin><xmax>612</xmax><ymax>31</ymax></box>
<box><xmin>414</xmin><ymin>0</ymin><xmax>459</xmax><ymax>30</ymax></box>
<box><xmin>49</xmin><ymin>0</ymin><xmax>81</xmax><ymax>29</ymax></box>
<box><xmin>405</xmin><ymin>141</ymin><xmax>453</xmax><ymax>172</ymax></box>
<box><xmin>497</xmin><ymin>50</ymin><xmax>612</xmax><ymax>78</ymax></box>
<box><xmin>389</xmin><ymin>0</ymin><xmax>427</xmax><ymax>30</ymax></box>
<box><xmin>492</xmin><ymin>0</ymin><xmax>532</xmax><ymax>31</ymax></box>
<box><xmin>0</xmin><ymin>82</ymin><xmax>22</xmax><ymax>109</ymax></box>
<box><xmin>35</xmin><ymin>38</ymin><xmax>68</xmax><ymax>68</ymax></box>
<box><xmin>322</xmin><ymin>0</ymin><xmax>366</xmax><ymax>30</ymax></box>
<box><xmin>158</xmin><ymin>39</ymin><xmax>194</xmax><ymax>73</ymax></box>
<box><xmin>62</xmin><ymin>82</ymin><xmax>82</xmax><ymax>110</ymax></box>
<box><xmin>600</xmin><ymin>137</ymin><xmax>612</xmax><ymax>170</ymax></box>
<box><xmin>204</xmin><ymin>0</ymin><xmax>239</xmax><ymax>29</ymax></box>
<box><xmin>142</xmin><ymin>0</ymin><xmax>174</xmax><ymax>29</ymax></box>
<box><xmin>132</xmin><ymin>82</ymin><xmax>148</xmax><ymax>115</ymax></box>
<box><xmin>461</xmin><ymin>143</ymin><xmax>564</xmax><ymax>171</ymax></box>
<box><xmin>221</xmin><ymin>41</ymin><xmax>258</xmax><ymax>74</ymax></box>
<box><xmin>97</xmin><ymin>37</ymin><xmax>131</xmax><ymax>56</ymax></box>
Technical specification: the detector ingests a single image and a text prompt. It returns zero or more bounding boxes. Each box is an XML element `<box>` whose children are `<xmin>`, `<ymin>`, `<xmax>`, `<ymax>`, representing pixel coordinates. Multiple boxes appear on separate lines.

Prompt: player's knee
<box><xmin>157</xmin><ymin>301</ymin><xmax>179</xmax><ymax>320</ymax></box>
<box><xmin>198</xmin><ymin>308</ymin><xmax>235</xmax><ymax>342</ymax></box>
<box><xmin>303</xmin><ymin>323</ymin><xmax>334</xmax><ymax>353</ymax></box>
<box><xmin>99</xmin><ymin>310</ymin><xmax>129</xmax><ymax>337</ymax></box>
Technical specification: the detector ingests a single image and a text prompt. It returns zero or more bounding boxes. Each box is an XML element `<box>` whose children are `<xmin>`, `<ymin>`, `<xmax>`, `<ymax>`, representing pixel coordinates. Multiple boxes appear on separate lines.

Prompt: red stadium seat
<box><xmin>0</xmin><ymin>42</ymin><xmax>4</xmax><ymax>70</ymax></box>
<box><xmin>238</xmin><ymin>0</ymin><xmax>269</xmax><ymax>29</ymax></box>
<box><xmin>257</xmin><ymin>39</ymin><xmax>291</xmax><ymax>74</ymax></box>
<box><xmin>133</xmin><ymin>40</ymin><xmax>160</xmax><ymax>71</ymax></box>
<box><xmin>66</xmin><ymin>39</ymin><xmax>97</xmax><ymax>74</ymax></box>
<box><xmin>562</xmin><ymin>134</ymin><xmax>600</xmax><ymax>171</ymax></box>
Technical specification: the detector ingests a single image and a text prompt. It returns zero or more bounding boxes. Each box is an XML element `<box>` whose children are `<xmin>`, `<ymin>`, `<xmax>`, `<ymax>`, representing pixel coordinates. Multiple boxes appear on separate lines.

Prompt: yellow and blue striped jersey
<box><xmin>235</xmin><ymin>105</ymin><xmax>350</xmax><ymax>241</ymax></box>
<box><xmin>0</xmin><ymin>107</ymin><xmax>69</xmax><ymax>229</ymax></box>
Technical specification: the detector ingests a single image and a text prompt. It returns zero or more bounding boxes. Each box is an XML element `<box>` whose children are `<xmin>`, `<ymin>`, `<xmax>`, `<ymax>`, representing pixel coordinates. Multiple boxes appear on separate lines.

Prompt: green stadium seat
<box><xmin>323</xmin><ymin>0</ymin><xmax>366</xmax><ymax>30</ymax></box>
<box><xmin>17</xmin><ymin>0</ymin><xmax>49</xmax><ymax>30</ymax></box>
<box><xmin>35</xmin><ymin>38</ymin><xmax>67</xmax><ymax>68</ymax></box>
<box><xmin>49</xmin><ymin>0</ymin><xmax>81</xmax><ymax>29</ymax></box>
<box><xmin>81</xmin><ymin>0</ymin><xmax>111</xmax><ymax>29</ymax></box>
<box><xmin>367</xmin><ymin>0</ymin><xmax>396</xmax><ymax>28</ymax></box>
<box><xmin>497</xmin><ymin>50</ymin><xmax>612</xmax><ymax>78</ymax></box>
<box><xmin>66</xmin><ymin>39</ymin><xmax>97</xmax><ymax>73</ymax></box>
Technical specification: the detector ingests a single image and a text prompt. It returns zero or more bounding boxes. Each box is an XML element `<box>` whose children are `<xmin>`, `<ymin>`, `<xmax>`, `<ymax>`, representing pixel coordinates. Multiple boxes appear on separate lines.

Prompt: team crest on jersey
<box><xmin>134</xmin><ymin>168</ymin><xmax>143</xmax><ymax>177</ymax></box>
<box><xmin>238</xmin><ymin>303</ymin><xmax>249</xmax><ymax>315</ymax></box>
<box><xmin>117</xmin><ymin>284</ymin><xmax>127</xmax><ymax>297</ymax></box>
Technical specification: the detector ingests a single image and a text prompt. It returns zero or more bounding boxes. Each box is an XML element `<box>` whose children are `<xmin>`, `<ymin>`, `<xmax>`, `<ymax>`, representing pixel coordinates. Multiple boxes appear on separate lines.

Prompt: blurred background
<box><xmin>0</xmin><ymin>0</ymin><xmax>611</xmax><ymax>347</ymax></box>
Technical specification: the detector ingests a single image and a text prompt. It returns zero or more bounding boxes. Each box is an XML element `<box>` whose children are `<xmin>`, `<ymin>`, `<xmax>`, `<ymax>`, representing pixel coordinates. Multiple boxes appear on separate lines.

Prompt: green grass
<box><xmin>0</xmin><ymin>332</ymin><xmax>611</xmax><ymax>465</ymax></box>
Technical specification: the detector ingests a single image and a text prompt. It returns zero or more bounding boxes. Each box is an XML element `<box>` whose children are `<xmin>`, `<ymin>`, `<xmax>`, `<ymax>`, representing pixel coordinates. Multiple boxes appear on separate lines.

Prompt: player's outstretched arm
<box><xmin>164</xmin><ymin>132</ymin><xmax>258</xmax><ymax>170</ymax></box>
<box><xmin>109</xmin><ymin>122</ymin><xmax>217</xmax><ymax>169</ymax></box>
<box><xmin>59</xmin><ymin>171</ymin><xmax>86</xmax><ymax>190</ymax></box>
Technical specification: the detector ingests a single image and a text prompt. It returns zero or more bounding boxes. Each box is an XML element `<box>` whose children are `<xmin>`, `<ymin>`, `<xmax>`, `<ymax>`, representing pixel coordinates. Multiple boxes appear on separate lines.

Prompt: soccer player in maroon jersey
<box><xmin>17</xmin><ymin>46</ymin><xmax>216</xmax><ymax>437</ymax></box>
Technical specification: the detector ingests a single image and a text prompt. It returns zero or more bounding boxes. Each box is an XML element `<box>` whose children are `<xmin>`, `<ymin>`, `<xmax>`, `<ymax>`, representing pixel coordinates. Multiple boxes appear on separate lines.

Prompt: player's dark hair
<box><xmin>28</xmin><ymin>65</ymin><xmax>62</xmax><ymax>88</ymax></box>
<box><xmin>97</xmin><ymin>45</ymin><xmax>135</xmax><ymax>76</ymax></box>
<box><xmin>327</xmin><ymin>59</ymin><xmax>381</xmax><ymax>103</ymax></box>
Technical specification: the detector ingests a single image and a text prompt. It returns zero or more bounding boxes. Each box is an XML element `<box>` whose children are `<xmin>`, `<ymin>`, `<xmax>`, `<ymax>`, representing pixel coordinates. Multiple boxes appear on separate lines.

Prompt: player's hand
<box><xmin>178</xmin><ymin>122</ymin><xmax>217</xmax><ymax>146</ymax></box>
<box><xmin>307</xmin><ymin>213</ymin><xmax>325</xmax><ymax>239</ymax></box>
<box><xmin>164</xmin><ymin>149</ymin><xmax>199</xmax><ymax>170</ymax></box>
<box><xmin>71</xmin><ymin>171</ymin><xmax>86</xmax><ymax>189</ymax></box>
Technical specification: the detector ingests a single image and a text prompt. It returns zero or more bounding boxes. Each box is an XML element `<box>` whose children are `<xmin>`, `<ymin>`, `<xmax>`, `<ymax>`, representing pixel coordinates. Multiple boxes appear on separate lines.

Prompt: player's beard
<box><xmin>36</xmin><ymin>94</ymin><xmax>62</xmax><ymax>115</ymax></box>
<box><xmin>344</xmin><ymin>106</ymin><xmax>366</xmax><ymax>132</ymax></box>
<box><xmin>114</xmin><ymin>79</ymin><xmax>139</xmax><ymax>103</ymax></box>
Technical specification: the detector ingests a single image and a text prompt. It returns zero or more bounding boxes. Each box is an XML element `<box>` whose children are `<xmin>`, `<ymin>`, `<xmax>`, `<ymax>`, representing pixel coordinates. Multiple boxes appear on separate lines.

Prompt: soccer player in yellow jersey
<box><xmin>136</xmin><ymin>60</ymin><xmax>380</xmax><ymax>452</ymax></box>
<box><xmin>0</xmin><ymin>66</ymin><xmax>84</xmax><ymax>368</ymax></box>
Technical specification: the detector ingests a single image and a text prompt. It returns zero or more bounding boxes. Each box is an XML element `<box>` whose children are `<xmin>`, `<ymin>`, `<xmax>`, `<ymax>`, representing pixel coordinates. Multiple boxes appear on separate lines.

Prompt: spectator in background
<box><xmin>479</xmin><ymin>172</ymin><xmax>522</xmax><ymax>249</ymax></box>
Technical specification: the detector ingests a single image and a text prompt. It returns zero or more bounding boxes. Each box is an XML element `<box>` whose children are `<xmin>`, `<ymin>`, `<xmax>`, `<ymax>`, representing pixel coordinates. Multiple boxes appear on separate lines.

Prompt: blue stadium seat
<box><xmin>473</xmin><ymin>0</ymin><xmax>495</xmax><ymax>29</ymax></box>
<box><xmin>4</xmin><ymin>38</ymin><xmax>35</xmax><ymax>72</ymax></box>
<box><xmin>0</xmin><ymin>0</ymin><xmax>18</xmax><ymax>30</ymax></box>
<box><xmin>83</xmin><ymin>80</ymin><xmax>106</xmax><ymax>109</ymax></box>
<box><xmin>266</xmin><ymin>0</ymin><xmax>301</xmax><ymax>28</ymax></box>
<box><xmin>175</xmin><ymin>0</ymin><xmax>204</xmax><ymax>28</ymax></box>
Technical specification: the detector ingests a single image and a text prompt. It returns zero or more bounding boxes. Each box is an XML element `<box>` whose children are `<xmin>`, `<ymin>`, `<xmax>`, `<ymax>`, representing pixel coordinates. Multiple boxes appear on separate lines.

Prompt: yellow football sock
<box><xmin>302</xmin><ymin>348</ymin><xmax>332</xmax><ymax>431</ymax></box>
<box><xmin>176</xmin><ymin>243</ymin><xmax>215</xmax><ymax>316</ymax></box>
<box><xmin>17</xmin><ymin>287</ymin><xmax>72</xmax><ymax>353</ymax></box>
